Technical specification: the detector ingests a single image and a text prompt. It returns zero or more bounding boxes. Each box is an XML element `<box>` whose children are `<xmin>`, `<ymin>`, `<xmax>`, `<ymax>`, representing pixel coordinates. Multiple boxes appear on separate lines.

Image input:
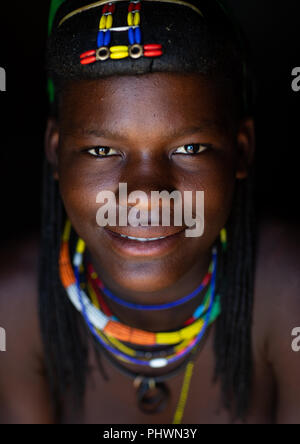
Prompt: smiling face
<box><xmin>46</xmin><ymin>72</ymin><xmax>254</xmax><ymax>295</ymax></box>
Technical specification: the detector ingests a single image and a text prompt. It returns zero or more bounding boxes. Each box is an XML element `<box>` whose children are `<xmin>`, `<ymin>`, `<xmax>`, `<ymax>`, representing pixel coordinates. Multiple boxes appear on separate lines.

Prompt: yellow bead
<box><xmin>220</xmin><ymin>228</ymin><xmax>227</xmax><ymax>244</ymax></box>
<box><xmin>62</xmin><ymin>219</ymin><xmax>72</xmax><ymax>242</ymax></box>
<box><xmin>99</xmin><ymin>14</ymin><xmax>107</xmax><ymax>30</ymax></box>
<box><xmin>156</xmin><ymin>332</ymin><xmax>181</xmax><ymax>345</ymax></box>
<box><xmin>134</xmin><ymin>11</ymin><xmax>140</xmax><ymax>26</ymax></box>
<box><xmin>174</xmin><ymin>338</ymin><xmax>190</xmax><ymax>352</ymax></box>
<box><xmin>106</xmin><ymin>13</ymin><xmax>113</xmax><ymax>29</ymax></box>
<box><xmin>77</xmin><ymin>239</ymin><xmax>86</xmax><ymax>254</ymax></box>
<box><xmin>108</xmin><ymin>336</ymin><xmax>136</xmax><ymax>356</ymax></box>
<box><xmin>127</xmin><ymin>12</ymin><xmax>133</xmax><ymax>26</ymax></box>
<box><xmin>172</xmin><ymin>361</ymin><xmax>194</xmax><ymax>425</ymax></box>
<box><xmin>110</xmin><ymin>51</ymin><xmax>129</xmax><ymax>59</ymax></box>
<box><xmin>178</xmin><ymin>319</ymin><xmax>203</xmax><ymax>340</ymax></box>
<box><xmin>110</xmin><ymin>45</ymin><xmax>129</xmax><ymax>52</ymax></box>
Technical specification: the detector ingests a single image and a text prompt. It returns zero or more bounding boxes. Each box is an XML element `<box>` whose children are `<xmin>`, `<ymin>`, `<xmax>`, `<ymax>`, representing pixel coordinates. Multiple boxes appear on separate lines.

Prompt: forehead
<box><xmin>59</xmin><ymin>72</ymin><xmax>233</xmax><ymax>134</ymax></box>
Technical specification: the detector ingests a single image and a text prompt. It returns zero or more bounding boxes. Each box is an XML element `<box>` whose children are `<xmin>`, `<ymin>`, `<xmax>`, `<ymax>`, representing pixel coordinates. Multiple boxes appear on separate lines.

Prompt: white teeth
<box><xmin>119</xmin><ymin>234</ymin><xmax>167</xmax><ymax>242</ymax></box>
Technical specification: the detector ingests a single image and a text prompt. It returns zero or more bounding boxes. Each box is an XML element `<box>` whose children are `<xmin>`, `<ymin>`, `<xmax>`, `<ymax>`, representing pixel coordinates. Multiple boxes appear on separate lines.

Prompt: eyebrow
<box><xmin>76</xmin><ymin>120</ymin><xmax>224</xmax><ymax>140</ymax></box>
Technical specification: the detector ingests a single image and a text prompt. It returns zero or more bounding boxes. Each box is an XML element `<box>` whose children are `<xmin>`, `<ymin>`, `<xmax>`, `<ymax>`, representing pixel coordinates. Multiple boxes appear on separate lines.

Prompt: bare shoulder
<box><xmin>254</xmin><ymin>216</ymin><xmax>300</xmax><ymax>341</ymax></box>
<box><xmin>0</xmin><ymin>234</ymin><xmax>42</xmax><ymax>355</ymax></box>
<box><xmin>253</xmin><ymin>215</ymin><xmax>300</xmax><ymax>423</ymax></box>
<box><xmin>0</xmin><ymin>234</ymin><xmax>54</xmax><ymax>424</ymax></box>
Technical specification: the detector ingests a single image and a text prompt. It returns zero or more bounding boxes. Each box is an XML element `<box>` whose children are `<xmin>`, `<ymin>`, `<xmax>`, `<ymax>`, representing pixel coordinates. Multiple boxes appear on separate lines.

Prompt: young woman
<box><xmin>0</xmin><ymin>0</ymin><xmax>299</xmax><ymax>424</ymax></box>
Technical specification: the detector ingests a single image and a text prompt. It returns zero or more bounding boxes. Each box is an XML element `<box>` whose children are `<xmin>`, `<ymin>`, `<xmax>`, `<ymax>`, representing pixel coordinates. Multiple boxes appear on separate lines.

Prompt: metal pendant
<box><xmin>135</xmin><ymin>378</ymin><xmax>170</xmax><ymax>414</ymax></box>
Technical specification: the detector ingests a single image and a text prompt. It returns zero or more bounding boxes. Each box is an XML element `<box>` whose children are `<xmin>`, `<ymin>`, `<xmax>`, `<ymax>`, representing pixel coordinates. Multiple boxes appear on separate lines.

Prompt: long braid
<box><xmin>214</xmin><ymin>171</ymin><xmax>256</xmax><ymax>420</ymax></box>
<box><xmin>38</xmin><ymin>160</ymin><xmax>109</xmax><ymax>421</ymax></box>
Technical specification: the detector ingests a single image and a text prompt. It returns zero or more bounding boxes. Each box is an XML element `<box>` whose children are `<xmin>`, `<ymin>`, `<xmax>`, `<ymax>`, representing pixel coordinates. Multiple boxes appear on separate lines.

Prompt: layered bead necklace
<box><xmin>59</xmin><ymin>220</ymin><xmax>225</xmax><ymax>423</ymax></box>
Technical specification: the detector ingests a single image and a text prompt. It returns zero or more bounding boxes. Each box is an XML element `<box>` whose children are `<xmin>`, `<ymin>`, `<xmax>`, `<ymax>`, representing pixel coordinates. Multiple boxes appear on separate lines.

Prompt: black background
<box><xmin>0</xmin><ymin>1</ymin><xmax>299</xmax><ymax>245</ymax></box>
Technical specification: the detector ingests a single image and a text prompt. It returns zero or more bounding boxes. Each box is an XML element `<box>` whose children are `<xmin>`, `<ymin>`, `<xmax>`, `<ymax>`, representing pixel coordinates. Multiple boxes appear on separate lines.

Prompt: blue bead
<box><xmin>193</xmin><ymin>305</ymin><xmax>205</xmax><ymax>319</ymax></box>
<box><xmin>128</xmin><ymin>27</ymin><xmax>135</xmax><ymax>45</ymax></box>
<box><xmin>104</xmin><ymin>30</ymin><xmax>111</xmax><ymax>46</ymax></box>
<box><xmin>97</xmin><ymin>31</ymin><xmax>104</xmax><ymax>47</ymax></box>
<box><xmin>135</xmin><ymin>27</ymin><xmax>141</xmax><ymax>44</ymax></box>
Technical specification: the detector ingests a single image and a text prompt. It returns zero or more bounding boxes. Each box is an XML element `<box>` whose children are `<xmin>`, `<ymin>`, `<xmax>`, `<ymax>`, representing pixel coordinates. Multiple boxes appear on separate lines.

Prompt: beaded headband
<box><xmin>48</xmin><ymin>0</ymin><xmax>252</xmax><ymax>113</ymax></box>
<box><xmin>50</xmin><ymin>0</ymin><xmax>204</xmax><ymax>66</ymax></box>
<box><xmin>79</xmin><ymin>1</ymin><xmax>165</xmax><ymax>65</ymax></box>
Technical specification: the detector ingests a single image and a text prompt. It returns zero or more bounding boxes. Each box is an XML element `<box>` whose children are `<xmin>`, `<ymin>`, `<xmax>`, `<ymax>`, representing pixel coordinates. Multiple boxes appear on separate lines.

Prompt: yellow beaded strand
<box><xmin>172</xmin><ymin>360</ymin><xmax>195</xmax><ymax>424</ymax></box>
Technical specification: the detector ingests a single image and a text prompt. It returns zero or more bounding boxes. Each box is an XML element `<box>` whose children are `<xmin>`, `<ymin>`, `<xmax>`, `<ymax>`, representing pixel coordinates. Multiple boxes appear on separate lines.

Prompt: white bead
<box><xmin>67</xmin><ymin>284</ymin><xmax>82</xmax><ymax>311</ymax></box>
<box><xmin>149</xmin><ymin>358</ymin><xmax>168</xmax><ymax>368</ymax></box>
<box><xmin>73</xmin><ymin>253</ymin><xmax>82</xmax><ymax>267</ymax></box>
<box><xmin>67</xmin><ymin>285</ymin><xmax>108</xmax><ymax>330</ymax></box>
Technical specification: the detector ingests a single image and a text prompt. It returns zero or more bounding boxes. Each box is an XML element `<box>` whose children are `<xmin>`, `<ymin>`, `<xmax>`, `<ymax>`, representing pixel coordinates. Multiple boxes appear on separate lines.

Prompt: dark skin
<box><xmin>50</xmin><ymin>73</ymin><xmax>252</xmax><ymax>376</ymax></box>
<box><xmin>0</xmin><ymin>73</ymin><xmax>300</xmax><ymax>424</ymax></box>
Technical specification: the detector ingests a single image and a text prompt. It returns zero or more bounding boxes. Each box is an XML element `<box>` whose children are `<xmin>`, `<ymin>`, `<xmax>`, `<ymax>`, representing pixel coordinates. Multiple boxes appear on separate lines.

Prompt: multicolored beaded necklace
<box><xmin>59</xmin><ymin>220</ymin><xmax>224</xmax><ymax>422</ymax></box>
<box><xmin>85</xmin><ymin>264</ymin><xmax>214</xmax><ymax>362</ymax></box>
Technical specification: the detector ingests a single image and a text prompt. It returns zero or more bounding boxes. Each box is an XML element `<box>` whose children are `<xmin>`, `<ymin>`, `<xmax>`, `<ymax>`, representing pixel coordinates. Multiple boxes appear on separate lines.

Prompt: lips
<box><xmin>103</xmin><ymin>226</ymin><xmax>186</xmax><ymax>257</ymax></box>
<box><xmin>118</xmin><ymin>234</ymin><xmax>169</xmax><ymax>242</ymax></box>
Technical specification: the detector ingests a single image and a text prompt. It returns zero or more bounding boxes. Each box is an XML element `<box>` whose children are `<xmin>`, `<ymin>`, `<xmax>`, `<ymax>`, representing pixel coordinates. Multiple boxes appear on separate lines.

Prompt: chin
<box><xmin>110</xmin><ymin>263</ymin><xmax>183</xmax><ymax>293</ymax></box>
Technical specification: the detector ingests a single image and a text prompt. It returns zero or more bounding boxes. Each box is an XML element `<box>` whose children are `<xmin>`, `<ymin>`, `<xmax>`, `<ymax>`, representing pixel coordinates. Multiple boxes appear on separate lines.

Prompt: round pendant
<box><xmin>136</xmin><ymin>380</ymin><xmax>170</xmax><ymax>414</ymax></box>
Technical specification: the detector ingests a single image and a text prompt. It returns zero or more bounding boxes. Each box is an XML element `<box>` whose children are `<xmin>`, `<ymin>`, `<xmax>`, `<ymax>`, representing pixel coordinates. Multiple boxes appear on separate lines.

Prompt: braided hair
<box><xmin>39</xmin><ymin>0</ymin><xmax>256</xmax><ymax>422</ymax></box>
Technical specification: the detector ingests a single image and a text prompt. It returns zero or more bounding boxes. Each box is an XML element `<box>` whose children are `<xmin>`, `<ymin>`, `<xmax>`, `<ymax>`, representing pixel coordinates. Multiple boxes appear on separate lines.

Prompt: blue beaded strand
<box><xmin>100</xmin><ymin>274</ymin><xmax>210</xmax><ymax>310</ymax></box>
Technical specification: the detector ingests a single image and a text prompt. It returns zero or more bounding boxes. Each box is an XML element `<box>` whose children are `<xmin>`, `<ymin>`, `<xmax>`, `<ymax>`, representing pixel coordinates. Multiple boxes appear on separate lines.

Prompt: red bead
<box><xmin>144</xmin><ymin>49</ymin><xmax>163</xmax><ymax>57</ymax></box>
<box><xmin>144</xmin><ymin>44</ymin><xmax>162</xmax><ymax>50</ymax></box>
<box><xmin>98</xmin><ymin>296</ymin><xmax>112</xmax><ymax>316</ymax></box>
<box><xmin>95</xmin><ymin>277</ymin><xmax>105</xmax><ymax>290</ymax></box>
<box><xmin>102</xmin><ymin>5</ymin><xmax>108</xmax><ymax>13</ymax></box>
<box><xmin>183</xmin><ymin>317</ymin><xmax>195</xmax><ymax>326</ymax></box>
<box><xmin>96</xmin><ymin>293</ymin><xmax>112</xmax><ymax>316</ymax></box>
<box><xmin>88</xmin><ymin>276</ymin><xmax>112</xmax><ymax>316</ymax></box>
<box><xmin>80</xmin><ymin>56</ymin><xmax>96</xmax><ymax>65</ymax></box>
<box><xmin>108</xmin><ymin>3</ymin><xmax>115</xmax><ymax>13</ymax></box>
<box><xmin>80</xmin><ymin>50</ymin><xmax>96</xmax><ymax>59</ymax></box>
<box><xmin>129</xmin><ymin>2</ymin><xmax>141</xmax><ymax>12</ymax></box>
<box><xmin>202</xmin><ymin>273</ymin><xmax>211</xmax><ymax>287</ymax></box>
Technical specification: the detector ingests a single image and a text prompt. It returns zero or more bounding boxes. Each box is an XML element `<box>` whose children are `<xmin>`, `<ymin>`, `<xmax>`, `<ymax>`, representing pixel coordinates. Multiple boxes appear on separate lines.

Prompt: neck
<box><xmin>87</xmin><ymin>250</ymin><xmax>212</xmax><ymax>333</ymax></box>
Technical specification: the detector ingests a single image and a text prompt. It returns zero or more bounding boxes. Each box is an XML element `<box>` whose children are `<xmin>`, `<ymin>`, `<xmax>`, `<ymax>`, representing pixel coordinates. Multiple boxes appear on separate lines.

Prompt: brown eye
<box><xmin>88</xmin><ymin>146</ymin><xmax>118</xmax><ymax>157</ymax></box>
<box><xmin>174</xmin><ymin>144</ymin><xmax>208</xmax><ymax>155</ymax></box>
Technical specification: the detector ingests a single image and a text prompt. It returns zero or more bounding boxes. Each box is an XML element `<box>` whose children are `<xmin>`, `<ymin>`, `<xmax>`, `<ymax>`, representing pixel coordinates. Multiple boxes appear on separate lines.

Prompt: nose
<box><xmin>115</xmin><ymin>155</ymin><xmax>181</xmax><ymax>226</ymax></box>
<box><xmin>117</xmin><ymin>156</ymin><xmax>177</xmax><ymax>211</ymax></box>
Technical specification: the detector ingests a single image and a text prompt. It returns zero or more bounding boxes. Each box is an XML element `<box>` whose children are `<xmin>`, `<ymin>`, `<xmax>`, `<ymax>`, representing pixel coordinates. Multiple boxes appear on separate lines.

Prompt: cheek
<box><xmin>57</xmin><ymin>155</ymin><xmax>120</xmax><ymax>235</ymax></box>
<box><xmin>204</xmin><ymin>169</ymin><xmax>236</xmax><ymax>235</ymax></box>
<box><xmin>176</xmin><ymin>154</ymin><xmax>237</xmax><ymax>236</ymax></box>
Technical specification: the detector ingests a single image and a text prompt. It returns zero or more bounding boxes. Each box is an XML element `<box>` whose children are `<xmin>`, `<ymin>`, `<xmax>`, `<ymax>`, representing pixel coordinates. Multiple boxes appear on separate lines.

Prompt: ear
<box><xmin>235</xmin><ymin>117</ymin><xmax>255</xmax><ymax>180</ymax></box>
<box><xmin>45</xmin><ymin>117</ymin><xmax>60</xmax><ymax>180</ymax></box>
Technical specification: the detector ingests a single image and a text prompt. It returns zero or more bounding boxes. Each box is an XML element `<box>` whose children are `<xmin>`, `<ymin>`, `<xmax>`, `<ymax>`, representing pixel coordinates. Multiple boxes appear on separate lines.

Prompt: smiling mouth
<box><xmin>103</xmin><ymin>227</ymin><xmax>186</xmax><ymax>257</ymax></box>
<box><xmin>118</xmin><ymin>234</ymin><xmax>168</xmax><ymax>242</ymax></box>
